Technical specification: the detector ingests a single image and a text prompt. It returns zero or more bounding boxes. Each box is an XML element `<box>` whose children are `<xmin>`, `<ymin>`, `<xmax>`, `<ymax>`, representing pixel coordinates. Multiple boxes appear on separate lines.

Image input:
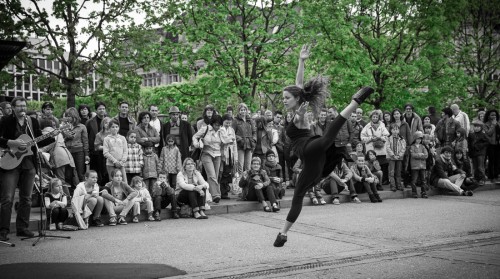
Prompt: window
<box><xmin>54</xmin><ymin>61</ymin><xmax>60</xmax><ymax>70</ymax></box>
<box><xmin>39</xmin><ymin>59</ymin><xmax>46</xmax><ymax>68</ymax></box>
<box><xmin>32</xmin><ymin>93</ymin><xmax>39</xmax><ymax>101</ymax></box>
<box><xmin>46</xmin><ymin>60</ymin><xmax>52</xmax><ymax>70</ymax></box>
<box><xmin>24</xmin><ymin>81</ymin><xmax>30</xmax><ymax>91</ymax></box>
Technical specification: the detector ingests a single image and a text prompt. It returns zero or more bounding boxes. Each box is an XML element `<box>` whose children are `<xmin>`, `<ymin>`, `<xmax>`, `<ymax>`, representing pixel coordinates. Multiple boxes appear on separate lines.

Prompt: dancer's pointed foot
<box><xmin>274</xmin><ymin>233</ymin><xmax>287</xmax><ymax>247</ymax></box>
<box><xmin>352</xmin><ymin>86</ymin><xmax>374</xmax><ymax>105</ymax></box>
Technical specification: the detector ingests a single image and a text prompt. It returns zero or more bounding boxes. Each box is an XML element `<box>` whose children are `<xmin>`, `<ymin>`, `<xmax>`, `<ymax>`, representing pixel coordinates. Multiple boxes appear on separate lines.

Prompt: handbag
<box><xmin>370</xmin><ymin>127</ymin><xmax>385</xmax><ymax>149</ymax></box>
<box><xmin>190</xmin><ymin>126</ymin><xmax>210</xmax><ymax>160</ymax></box>
<box><xmin>179</xmin><ymin>204</ymin><xmax>193</xmax><ymax>218</ymax></box>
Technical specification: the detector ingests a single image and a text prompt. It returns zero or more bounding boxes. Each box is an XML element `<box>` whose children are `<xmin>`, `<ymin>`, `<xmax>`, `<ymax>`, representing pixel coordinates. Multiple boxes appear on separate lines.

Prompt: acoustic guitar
<box><xmin>0</xmin><ymin>125</ymin><xmax>69</xmax><ymax>170</ymax></box>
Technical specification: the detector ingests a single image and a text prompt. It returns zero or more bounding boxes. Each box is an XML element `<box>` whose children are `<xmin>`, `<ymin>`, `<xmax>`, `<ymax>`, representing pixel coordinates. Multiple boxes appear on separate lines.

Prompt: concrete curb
<box><xmin>11</xmin><ymin>181</ymin><xmax>500</xmax><ymax>232</ymax></box>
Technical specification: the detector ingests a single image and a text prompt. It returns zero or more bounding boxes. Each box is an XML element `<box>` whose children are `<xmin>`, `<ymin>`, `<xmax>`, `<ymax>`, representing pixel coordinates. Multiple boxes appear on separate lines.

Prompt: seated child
<box><xmin>101</xmin><ymin>169</ymin><xmax>138</xmax><ymax>226</ymax></box>
<box><xmin>72</xmin><ymin>170</ymin><xmax>104</xmax><ymax>228</ymax></box>
<box><xmin>151</xmin><ymin>171</ymin><xmax>179</xmax><ymax>221</ymax></box>
<box><xmin>130</xmin><ymin>176</ymin><xmax>154</xmax><ymax>222</ymax></box>
<box><xmin>44</xmin><ymin>178</ymin><xmax>69</xmax><ymax>230</ymax></box>
<box><xmin>351</xmin><ymin>156</ymin><xmax>382</xmax><ymax>203</ymax></box>
<box><xmin>321</xmin><ymin>158</ymin><xmax>361</xmax><ymax>204</ymax></box>
<box><xmin>366</xmin><ymin>150</ymin><xmax>383</xmax><ymax>191</ymax></box>
<box><xmin>239</xmin><ymin>157</ymin><xmax>279</xmax><ymax>212</ymax></box>
<box><xmin>263</xmin><ymin>150</ymin><xmax>285</xmax><ymax>200</ymax></box>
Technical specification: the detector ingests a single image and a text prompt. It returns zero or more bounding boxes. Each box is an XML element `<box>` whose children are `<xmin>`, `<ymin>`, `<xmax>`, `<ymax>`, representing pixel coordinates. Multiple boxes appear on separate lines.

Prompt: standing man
<box><xmin>114</xmin><ymin>101</ymin><xmax>136</xmax><ymax>137</ymax></box>
<box><xmin>86</xmin><ymin>101</ymin><xmax>107</xmax><ymax>185</ymax></box>
<box><xmin>0</xmin><ymin>97</ymin><xmax>54</xmax><ymax>241</ymax></box>
<box><xmin>149</xmin><ymin>105</ymin><xmax>162</xmax><ymax>154</ymax></box>
<box><xmin>162</xmin><ymin>106</ymin><xmax>193</xmax><ymax>161</ymax></box>
<box><xmin>402</xmin><ymin>103</ymin><xmax>423</xmax><ymax>185</ymax></box>
<box><xmin>451</xmin><ymin>104</ymin><xmax>471</xmax><ymax>136</ymax></box>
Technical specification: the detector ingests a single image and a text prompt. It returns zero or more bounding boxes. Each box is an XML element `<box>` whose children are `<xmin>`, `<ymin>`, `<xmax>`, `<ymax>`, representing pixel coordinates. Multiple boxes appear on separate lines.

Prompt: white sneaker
<box><xmin>332</xmin><ymin>198</ymin><xmax>340</xmax><ymax>205</ymax></box>
<box><xmin>351</xmin><ymin>197</ymin><xmax>361</xmax><ymax>203</ymax></box>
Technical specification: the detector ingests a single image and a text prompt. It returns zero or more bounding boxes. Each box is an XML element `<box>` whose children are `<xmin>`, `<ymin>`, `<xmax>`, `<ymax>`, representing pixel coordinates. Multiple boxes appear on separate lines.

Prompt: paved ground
<box><xmin>1</xmin><ymin>189</ymin><xmax>499</xmax><ymax>278</ymax></box>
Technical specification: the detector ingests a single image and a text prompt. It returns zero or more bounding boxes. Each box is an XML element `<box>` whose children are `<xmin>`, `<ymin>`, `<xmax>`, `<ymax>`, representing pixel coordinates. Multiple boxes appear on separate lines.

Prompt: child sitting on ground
<box><xmin>151</xmin><ymin>171</ymin><xmax>179</xmax><ymax>221</ymax></box>
<box><xmin>101</xmin><ymin>169</ymin><xmax>138</xmax><ymax>226</ymax></box>
<box><xmin>409</xmin><ymin>131</ymin><xmax>429</xmax><ymax>198</ymax></box>
<box><xmin>351</xmin><ymin>156</ymin><xmax>381</xmax><ymax>203</ymax></box>
<box><xmin>124</xmin><ymin>130</ymin><xmax>144</xmax><ymax>183</ymax></box>
<box><xmin>263</xmin><ymin>150</ymin><xmax>285</xmax><ymax>200</ymax></box>
<box><xmin>130</xmin><ymin>176</ymin><xmax>155</xmax><ymax>222</ymax></box>
<box><xmin>44</xmin><ymin>178</ymin><xmax>69</xmax><ymax>230</ymax></box>
<box><xmin>366</xmin><ymin>150</ymin><xmax>383</xmax><ymax>191</ymax></box>
<box><xmin>386</xmin><ymin>124</ymin><xmax>406</xmax><ymax>191</ymax></box>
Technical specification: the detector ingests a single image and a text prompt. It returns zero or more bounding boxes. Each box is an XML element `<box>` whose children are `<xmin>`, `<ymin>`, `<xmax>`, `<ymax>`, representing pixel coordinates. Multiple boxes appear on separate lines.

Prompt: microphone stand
<box><xmin>21</xmin><ymin>115</ymin><xmax>70</xmax><ymax>246</ymax></box>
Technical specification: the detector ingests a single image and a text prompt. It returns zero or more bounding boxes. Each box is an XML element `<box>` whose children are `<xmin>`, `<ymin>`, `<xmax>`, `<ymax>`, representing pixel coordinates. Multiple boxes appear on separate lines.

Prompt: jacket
<box><xmin>395</xmin><ymin>121</ymin><xmax>411</xmax><ymax>147</ymax></box>
<box><xmin>467</xmin><ymin>131</ymin><xmax>489</xmax><ymax>157</ymax></box>
<box><xmin>193</xmin><ymin>125</ymin><xmax>223</xmax><ymax>157</ymax></box>
<box><xmin>142</xmin><ymin>153</ymin><xmax>159</xmax><ymax>179</ymax></box>
<box><xmin>331</xmin><ymin>162</ymin><xmax>353</xmax><ymax>180</ymax></box>
<box><xmin>124</xmin><ymin>143</ymin><xmax>143</xmax><ymax>174</ymax></box>
<box><xmin>159</xmin><ymin>145</ymin><xmax>182</xmax><ymax>174</ymax></box>
<box><xmin>402</xmin><ymin>112</ymin><xmax>423</xmax><ymax>143</ymax></box>
<box><xmin>409</xmin><ymin>143</ymin><xmax>428</xmax><ymax>170</ymax></box>
<box><xmin>430</xmin><ymin>154</ymin><xmax>464</xmax><ymax>187</ymax></box>
<box><xmin>239</xmin><ymin>169</ymin><xmax>271</xmax><ymax>188</ymax></box>
<box><xmin>484</xmin><ymin>121</ymin><xmax>500</xmax><ymax>145</ymax></box>
<box><xmin>350</xmin><ymin>164</ymin><xmax>376</xmax><ymax>183</ymax></box>
<box><xmin>385</xmin><ymin>135</ymin><xmax>406</xmax><ymax>160</ymax></box>
<box><xmin>253</xmin><ymin>127</ymin><xmax>276</xmax><ymax>155</ymax></box>
<box><xmin>41</xmin><ymin>131</ymin><xmax>75</xmax><ymax>168</ymax></box>
<box><xmin>85</xmin><ymin>116</ymin><xmax>103</xmax><ymax>155</ymax></box>
<box><xmin>352</xmin><ymin>119</ymin><xmax>367</xmax><ymax>142</ymax></box>
<box><xmin>134</xmin><ymin>124</ymin><xmax>160</xmax><ymax>147</ymax></box>
<box><xmin>176</xmin><ymin>170</ymin><xmax>209</xmax><ymax>195</ymax></box>
<box><xmin>232</xmin><ymin>115</ymin><xmax>256</xmax><ymax>150</ymax></box>
<box><xmin>435</xmin><ymin>118</ymin><xmax>462</xmax><ymax>146</ymax></box>
<box><xmin>103</xmin><ymin>134</ymin><xmax>128</xmax><ymax>166</ymax></box>
<box><xmin>63</xmin><ymin>123</ymin><xmax>89</xmax><ymax>157</ymax></box>
<box><xmin>263</xmin><ymin>160</ymin><xmax>282</xmax><ymax>187</ymax></box>
<box><xmin>334</xmin><ymin>120</ymin><xmax>353</xmax><ymax>148</ymax></box>
<box><xmin>361</xmin><ymin>122</ymin><xmax>390</xmax><ymax>156</ymax></box>
<box><xmin>161</xmin><ymin>120</ymin><xmax>193</xmax><ymax>161</ymax></box>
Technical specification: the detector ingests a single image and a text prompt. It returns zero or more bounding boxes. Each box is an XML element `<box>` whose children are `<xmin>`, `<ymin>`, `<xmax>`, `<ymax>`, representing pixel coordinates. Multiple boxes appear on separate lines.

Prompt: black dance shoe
<box><xmin>274</xmin><ymin>233</ymin><xmax>287</xmax><ymax>247</ymax></box>
<box><xmin>352</xmin><ymin>86</ymin><xmax>374</xmax><ymax>105</ymax></box>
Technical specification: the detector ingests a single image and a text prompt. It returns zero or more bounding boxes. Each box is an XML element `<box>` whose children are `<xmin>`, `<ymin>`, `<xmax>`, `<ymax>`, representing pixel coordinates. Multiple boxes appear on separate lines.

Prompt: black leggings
<box><xmin>286</xmin><ymin>116</ymin><xmax>346</xmax><ymax>223</ymax></box>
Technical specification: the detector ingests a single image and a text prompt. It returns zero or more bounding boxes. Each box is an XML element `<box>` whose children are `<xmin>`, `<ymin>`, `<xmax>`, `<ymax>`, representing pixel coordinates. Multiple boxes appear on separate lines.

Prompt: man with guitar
<box><xmin>0</xmin><ymin>97</ymin><xmax>55</xmax><ymax>241</ymax></box>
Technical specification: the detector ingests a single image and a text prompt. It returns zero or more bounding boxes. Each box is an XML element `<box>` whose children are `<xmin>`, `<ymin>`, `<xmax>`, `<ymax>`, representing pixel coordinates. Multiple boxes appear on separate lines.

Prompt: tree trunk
<box><xmin>66</xmin><ymin>82</ymin><xmax>76</xmax><ymax>108</ymax></box>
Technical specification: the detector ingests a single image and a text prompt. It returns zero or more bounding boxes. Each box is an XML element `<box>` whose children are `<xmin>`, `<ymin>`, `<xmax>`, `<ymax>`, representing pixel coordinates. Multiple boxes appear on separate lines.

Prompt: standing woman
<box><xmin>94</xmin><ymin>117</ymin><xmax>112</xmax><ymax>185</ymax></box>
<box><xmin>361</xmin><ymin>111</ymin><xmax>390</xmax><ymax>185</ymax></box>
<box><xmin>78</xmin><ymin>104</ymin><xmax>91</xmax><ymax>125</ymax></box>
<box><xmin>135</xmin><ymin>111</ymin><xmax>160</xmax><ymax>154</ymax></box>
<box><xmin>62</xmin><ymin>107</ymin><xmax>90</xmax><ymax>183</ymax></box>
<box><xmin>391</xmin><ymin>108</ymin><xmax>411</xmax><ymax>185</ymax></box>
<box><xmin>232</xmin><ymin>103</ymin><xmax>257</xmax><ymax>174</ymax></box>
<box><xmin>274</xmin><ymin>45</ymin><xmax>373</xmax><ymax>247</ymax></box>
<box><xmin>193</xmin><ymin>114</ymin><xmax>224</xmax><ymax>203</ymax></box>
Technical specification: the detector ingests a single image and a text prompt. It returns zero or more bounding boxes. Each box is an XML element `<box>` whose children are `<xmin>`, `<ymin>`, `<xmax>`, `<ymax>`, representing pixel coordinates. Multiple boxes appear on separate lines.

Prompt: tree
<box><xmin>149</xmin><ymin>0</ymin><xmax>302</xmax><ymax>106</ymax></box>
<box><xmin>302</xmin><ymin>0</ymin><xmax>464</xmax><ymax>110</ymax></box>
<box><xmin>453</xmin><ymin>0</ymin><xmax>500</xmax><ymax>109</ymax></box>
<box><xmin>1</xmin><ymin>0</ymin><xmax>150</xmax><ymax>108</ymax></box>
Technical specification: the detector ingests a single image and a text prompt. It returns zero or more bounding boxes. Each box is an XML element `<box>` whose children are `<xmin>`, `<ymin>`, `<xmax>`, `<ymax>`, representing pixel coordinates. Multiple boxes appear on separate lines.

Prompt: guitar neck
<box><xmin>27</xmin><ymin>129</ymin><xmax>59</xmax><ymax>147</ymax></box>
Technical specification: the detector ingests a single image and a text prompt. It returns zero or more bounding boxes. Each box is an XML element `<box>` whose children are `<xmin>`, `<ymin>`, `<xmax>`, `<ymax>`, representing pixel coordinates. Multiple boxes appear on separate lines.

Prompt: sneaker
<box><xmin>311</xmin><ymin>198</ymin><xmax>319</xmax><ymax>205</ymax></box>
<box><xmin>154</xmin><ymin>213</ymin><xmax>161</xmax><ymax>222</ymax></box>
<box><xmin>273</xmin><ymin>233</ymin><xmax>287</xmax><ymax>247</ymax></box>
<box><xmin>109</xmin><ymin>217</ymin><xmax>117</xmax><ymax>226</ymax></box>
<box><xmin>421</xmin><ymin>193</ymin><xmax>428</xmax><ymax>199</ymax></box>
<box><xmin>319</xmin><ymin>198</ymin><xmax>326</xmax><ymax>205</ymax></box>
<box><xmin>57</xmin><ymin>222</ymin><xmax>64</xmax><ymax>230</ymax></box>
<box><xmin>332</xmin><ymin>198</ymin><xmax>340</xmax><ymax>205</ymax></box>
<box><xmin>132</xmin><ymin>216</ymin><xmax>139</xmax><ymax>223</ymax></box>
<box><xmin>118</xmin><ymin>216</ymin><xmax>128</xmax><ymax>225</ymax></box>
<box><xmin>148</xmin><ymin>215</ymin><xmax>155</xmax><ymax>221</ymax></box>
<box><xmin>412</xmin><ymin>193</ymin><xmax>418</xmax><ymax>199</ymax></box>
<box><xmin>369</xmin><ymin>194</ymin><xmax>377</xmax><ymax>203</ymax></box>
<box><xmin>93</xmin><ymin>218</ymin><xmax>104</xmax><ymax>227</ymax></box>
<box><xmin>374</xmin><ymin>193</ymin><xmax>382</xmax><ymax>202</ymax></box>
<box><xmin>466</xmin><ymin>190</ymin><xmax>473</xmax><ymax>196</ymax></box>
<box><xmin>351</xmin><ymin>197</ymin><xmax>361</xmax><ymax>203</ymax></box>
<box><xmin>16</xmin><ymin>229</ymin><xmax>35</xmax><ymax>238</ymax></box>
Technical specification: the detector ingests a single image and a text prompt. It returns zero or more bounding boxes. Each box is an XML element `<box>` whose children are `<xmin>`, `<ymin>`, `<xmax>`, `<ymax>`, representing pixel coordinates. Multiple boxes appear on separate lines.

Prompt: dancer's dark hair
<box><xmin>284</xmin><ymin>76</ymin><xmax>329</xmax><ymax>117</ymax></box>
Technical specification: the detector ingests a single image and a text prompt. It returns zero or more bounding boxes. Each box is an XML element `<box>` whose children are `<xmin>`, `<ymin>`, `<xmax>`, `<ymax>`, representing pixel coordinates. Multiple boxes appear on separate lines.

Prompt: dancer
<box><xmin>274</xmin><ymin>45</ymin><xmax>373</xmax><ymax>247</ymax></box>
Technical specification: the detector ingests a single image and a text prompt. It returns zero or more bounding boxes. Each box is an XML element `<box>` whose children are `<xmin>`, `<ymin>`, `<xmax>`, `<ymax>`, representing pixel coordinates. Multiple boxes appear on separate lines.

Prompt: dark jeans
<box><xmin>0</xmin><ymin>167</ymin><xmax>36</xmax><ymax>233</ymax></box>
<box><xmin>167</xmin><ymin>173</ymin><xmax>177</xmax><ymax>189</ymax></box>
<box><xmin>322</xmin><ymin>177</ymin><xmax>358</xmax><ymax>198</ymax></box>
<box><xmin>48</xmin><ymin>207</ymin><xmax>69</xmax><ymax>224</ymax></box>
<box><xmin>177</xmin><ymin>189</ymin><xmax>206</xmax><ymax>212</ymax></box>
<box><xmin>410</xmin><ymin>169</ymin><xmax>427</xmax><ymax>194</ymax></box>
<box><xmin>486</xmin><ymin>145</ymin><xmax>500</xmax><ymax>179</ymax></box>
<box><xmin>377</xmin><ymin>155</ymin><xmax>389</xmax><ymax>184</ymax></box>
<box><xmin>354</xmin><ymin>181</ymin><xmax>378</xmax><ymax>195</ymax></box>
<box><xmin>245</xmin><ymin>182</ymin><xmax>277</xmax><ymax>205</ymax></box>
<box><xmin>471</xmin><ymin>155</ymin><xmax>486</xmax><ymax>181</ymax></box>
<box><xmin>153</xmin><ymin>193</ymin><xmax>178</xmax><ymax>212</ymax></box>
<box><xmin>220</xmin><ymin>164</ymin><xmax>233</xmax><ymax>197</ymax></box>
<box><xmin>71</xmin><ymin>151</ymin><xmax>86</xmax><ymax>182</ymax></box>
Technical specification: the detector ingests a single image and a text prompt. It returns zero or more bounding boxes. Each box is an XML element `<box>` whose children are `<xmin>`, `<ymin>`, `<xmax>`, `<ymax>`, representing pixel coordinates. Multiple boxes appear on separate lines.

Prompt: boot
<box><xmin>369</xmin><ymin>194</ymin><xmax>378</xmax><ymax>203</ymax></box>
<box><xmin>374</xmin><ymin>193</ymin><xmax>382</xmax><ymax>202</ymax></box>
<box><xmin>172</xmin><ymin>210</ymin><xmax>180</xmax><ymax>219</ymax></box>
<box><xmin>352</xmin><ymin>86</ymin><xmax>374</xmax><ymax>105</ymax></box>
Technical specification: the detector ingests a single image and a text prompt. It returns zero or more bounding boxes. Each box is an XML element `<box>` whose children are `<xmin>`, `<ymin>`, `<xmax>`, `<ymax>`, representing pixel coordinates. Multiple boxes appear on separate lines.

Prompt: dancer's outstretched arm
<box><xmin>295</xmin><ymin>45</ymin><xmax>310</xmax><ymax>88</ymax></box>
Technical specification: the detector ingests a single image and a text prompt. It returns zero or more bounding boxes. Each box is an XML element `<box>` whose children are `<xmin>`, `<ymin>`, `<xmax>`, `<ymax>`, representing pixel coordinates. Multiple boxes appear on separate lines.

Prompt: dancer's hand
<box><xmin>299</xmin><ymin>44</ymin><xmax>311</xmax><ymax>61</ymax></box>
<box><xmin>296</xmin><ymin>102</ymin><xmax>309</xmax><ymax>117</ymax></box>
